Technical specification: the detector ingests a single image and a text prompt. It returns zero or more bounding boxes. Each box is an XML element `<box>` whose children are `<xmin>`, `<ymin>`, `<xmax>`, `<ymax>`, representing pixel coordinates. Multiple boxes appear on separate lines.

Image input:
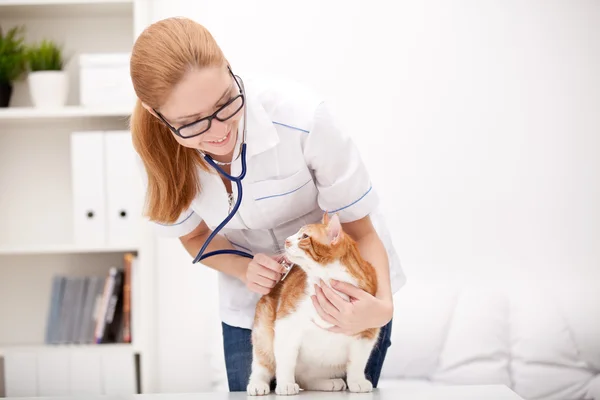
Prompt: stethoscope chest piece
<box><xmin>280</xmin><ymin>261</ymin><xmax>295</xmax><ymax>281</ymax></box>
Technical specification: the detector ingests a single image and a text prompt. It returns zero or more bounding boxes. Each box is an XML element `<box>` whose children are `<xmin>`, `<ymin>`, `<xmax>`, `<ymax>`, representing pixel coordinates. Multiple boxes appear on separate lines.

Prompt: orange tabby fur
<box><xmin>250</xmin><ymin>212</ymin><xmax>379</xmax><ymax>392</ymax></box>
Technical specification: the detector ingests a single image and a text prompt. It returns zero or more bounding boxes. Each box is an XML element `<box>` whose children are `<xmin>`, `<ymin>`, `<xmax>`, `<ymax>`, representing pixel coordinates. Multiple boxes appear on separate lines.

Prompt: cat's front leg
<box><xmin>274</xmin><ymin>317</ymin><xmax>303</xmax><ymax>395</ymax></box>
<box><xmin>346</xmin><ymin>331</ymin><xmax>379</xmax><ymax>393</ymax></box>
<box><xmin>247</xmin><ymin>340</ymin><xmax>274</xmax><ymax>396</ymax></box>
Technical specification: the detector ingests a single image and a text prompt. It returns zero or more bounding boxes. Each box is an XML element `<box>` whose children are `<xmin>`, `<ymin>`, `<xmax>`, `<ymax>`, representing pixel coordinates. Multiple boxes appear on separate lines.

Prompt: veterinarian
<box><xmin>129</xmin><ymin>17</ymin><xmax>406</xmax><ymax>392</ymax></box>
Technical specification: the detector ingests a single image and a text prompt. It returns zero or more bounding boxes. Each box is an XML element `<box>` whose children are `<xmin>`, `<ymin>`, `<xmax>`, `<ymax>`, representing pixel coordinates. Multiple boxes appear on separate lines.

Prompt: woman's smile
<box><xmin>205</xmin><ymin>127</ymin><xmax>232</xmax><ymax>147</ymax></box>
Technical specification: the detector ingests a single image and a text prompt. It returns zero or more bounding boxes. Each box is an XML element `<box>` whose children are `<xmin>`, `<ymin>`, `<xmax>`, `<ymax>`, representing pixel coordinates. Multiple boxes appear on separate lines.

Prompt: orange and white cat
<box><xmin>247</xmin><ymin>212</ymin><xmax>379</xmax><ymax>396</ymax></box>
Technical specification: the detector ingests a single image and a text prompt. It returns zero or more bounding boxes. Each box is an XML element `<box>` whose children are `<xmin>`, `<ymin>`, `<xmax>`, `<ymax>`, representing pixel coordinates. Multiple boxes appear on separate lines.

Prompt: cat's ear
<box><xmin>322</xmin><ymin>211</ymin><xmax>330</xmax><ymax>225</ymax></box>
<box><xmin>326</xmin><ymin>213</ymin><xmax>342</xmax><ymax>244</ymax></box>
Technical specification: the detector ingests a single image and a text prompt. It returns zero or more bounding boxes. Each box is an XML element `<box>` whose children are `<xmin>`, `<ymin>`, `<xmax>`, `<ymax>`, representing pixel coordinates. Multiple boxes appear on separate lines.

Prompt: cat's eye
<box><xmin>301</xmin><ymin>233</ymin><xmax>309</xmax><ymax>239</ymax></box>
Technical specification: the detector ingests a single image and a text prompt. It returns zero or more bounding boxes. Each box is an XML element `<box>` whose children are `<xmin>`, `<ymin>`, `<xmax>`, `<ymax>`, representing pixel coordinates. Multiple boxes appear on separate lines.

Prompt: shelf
<box><xmin>0</xmin><ymin>106</ymin><xmax>132</xmax><ymax>122</ymax></box>
<box><xmin>0</xmin><ymin>0</ymin><xmax>133</xmax><ymax>18</ymax></box>
<box><xmin>0</xmin><ymin>343</ymin><xmax>134</xmax><ymax>357</ymax></box>
<box><xmin>0</xmin><ymin>243</ymin><xmax>139</xmax><ymax>255</ymax></box>
<box><xmin>0</xmin><ymin>0</ymin><xmax>131</xmax><ymax>4</ymax></box>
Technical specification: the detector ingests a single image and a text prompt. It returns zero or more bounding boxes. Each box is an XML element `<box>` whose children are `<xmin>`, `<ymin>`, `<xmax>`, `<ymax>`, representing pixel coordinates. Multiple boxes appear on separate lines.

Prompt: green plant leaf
<box><xmin>27</xmin><ymin>39</ymin><xmax>64</xmax><ymax>71</ymax></box>
<box><xmin>0</xmin><ymin>25</ymin><xmax>28</xmax><ymax>83</ymax></box>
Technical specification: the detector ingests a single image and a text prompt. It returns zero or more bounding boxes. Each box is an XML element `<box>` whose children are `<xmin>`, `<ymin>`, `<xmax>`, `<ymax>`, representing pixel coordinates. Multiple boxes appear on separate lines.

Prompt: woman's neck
<box><xmin>210</xmin><ymin>147</ymin><xmax>235</xmax><ymax>164</ymax></box>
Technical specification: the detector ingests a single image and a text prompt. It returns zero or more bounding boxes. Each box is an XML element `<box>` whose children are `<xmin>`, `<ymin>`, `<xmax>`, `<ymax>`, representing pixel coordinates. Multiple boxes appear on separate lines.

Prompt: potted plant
<box><xmin>26</xmin><ymin>39</ymin><xmax>68</xmax><ymax>108</ymax></box>
<box><xmin>0</xmin><ymin>25</ymin><xmax>28</xmax><ymax>108</ymax></box>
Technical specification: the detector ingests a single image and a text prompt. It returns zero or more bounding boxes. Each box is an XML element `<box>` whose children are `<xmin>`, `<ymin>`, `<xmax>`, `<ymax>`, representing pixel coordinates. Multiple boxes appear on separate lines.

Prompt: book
<box><xmin>44</xmin><ymin>253</ymin><xmax>136</xmax><ymax>346</ymax></box>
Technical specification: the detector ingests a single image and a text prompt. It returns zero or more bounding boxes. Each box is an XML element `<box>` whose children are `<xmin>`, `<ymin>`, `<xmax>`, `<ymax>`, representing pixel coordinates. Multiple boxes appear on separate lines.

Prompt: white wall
<box><xmin>144</xmin><ymin>0</ymin><xmax>600</xmax><ymax>392</ymax></box>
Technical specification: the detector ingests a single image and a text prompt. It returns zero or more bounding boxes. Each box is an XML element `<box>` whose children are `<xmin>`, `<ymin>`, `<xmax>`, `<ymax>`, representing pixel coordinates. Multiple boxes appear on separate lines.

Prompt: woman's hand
<box><xmin>245</xmin><ymin>253</ymin><xmax>285</xmax><ymax>295</ymax></box>
<box><xmin>312</xmin><ymin>279</ymin><xmax>393</xmax><ymax>335</ymax></box>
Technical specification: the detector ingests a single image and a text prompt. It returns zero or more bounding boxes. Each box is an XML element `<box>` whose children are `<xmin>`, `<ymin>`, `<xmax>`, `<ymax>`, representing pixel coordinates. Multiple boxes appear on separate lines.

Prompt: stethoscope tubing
<box><xmin>192</xmin><ymin>143</ymin><xmax>254</xmax><ymax>264</ymax></box>
<box><xmin>192</xmin><ymin>73</ymin><xmax>255</xmax><ymax>264</ymax></box>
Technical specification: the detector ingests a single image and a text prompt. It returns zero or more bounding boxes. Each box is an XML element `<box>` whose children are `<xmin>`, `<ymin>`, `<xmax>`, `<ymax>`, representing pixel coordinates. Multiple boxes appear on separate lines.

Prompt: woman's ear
<box><xmin>141</xmin><ymin>102</ymin><xmax>160</xmax><ymax>119</ymax></box>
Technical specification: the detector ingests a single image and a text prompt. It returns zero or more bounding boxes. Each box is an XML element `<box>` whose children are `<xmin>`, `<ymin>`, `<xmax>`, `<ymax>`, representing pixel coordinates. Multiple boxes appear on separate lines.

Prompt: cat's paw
<box><xmin>246</xmin><ymin>381</ymin><xmax>270</xmax><ymax>396</ymax></box>
<box><xmin>304</xmin><ymin>378</ymin><xmax>347</xmax><ymax>392</ymax></box>
<box><xmin>275</xmin><ymin>382</ymin><xmax>300</xmax><ymax>395</ymax></box>
<box><xmin>347</xmin><ymin>379</ymin><xmax>373</xmax><ymax>393</ymax></box>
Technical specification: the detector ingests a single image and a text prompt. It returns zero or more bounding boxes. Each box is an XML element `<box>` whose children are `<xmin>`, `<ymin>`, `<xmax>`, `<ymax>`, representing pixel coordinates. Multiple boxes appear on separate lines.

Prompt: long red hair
<box><xmin>129</xmin><ymin>17</ymin><xmax>226</xmax><ymax>223</ymax></box>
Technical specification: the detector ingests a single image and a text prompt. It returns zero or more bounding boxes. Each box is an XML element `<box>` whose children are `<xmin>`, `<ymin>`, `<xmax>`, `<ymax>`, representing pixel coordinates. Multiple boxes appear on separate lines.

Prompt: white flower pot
<box><xmin>28</xmin><ymin>70</ymin><xmax>68</xmax><ymax>108</ymax></box>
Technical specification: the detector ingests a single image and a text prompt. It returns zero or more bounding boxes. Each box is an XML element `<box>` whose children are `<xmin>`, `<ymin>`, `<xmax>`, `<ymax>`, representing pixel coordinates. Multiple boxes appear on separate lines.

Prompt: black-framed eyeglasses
<box><xmin>153</xmin><ymin>66</ymin><xmax>245</xmax><ymax>139</ymax></box>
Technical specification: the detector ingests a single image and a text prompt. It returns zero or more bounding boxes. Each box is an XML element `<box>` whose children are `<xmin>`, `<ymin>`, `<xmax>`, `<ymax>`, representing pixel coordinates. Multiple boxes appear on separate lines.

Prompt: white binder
<box><xmin>3</xmin><ymin>348</ymin><xmax>135</xmax><ymax>397</ymax></box>
<box><xmin>101</xmin><ymin>349</ymin><xmax>136</xmax><ymax>394</ymax></box>
<box><xmin>4</xmin><ymin>352</ymin><xmax>37</xmax><ymax>397</ymax></box>
<box><xmin>69</xmin><ymin>350</ymin><xmax>102</xmax><ymax>395</ymax></box>
<box><xmin>37</xmin><ymin>351</ymin><xmax>69</xmax><ymax>396</ymax></box>
<box><xmin>103</xmin><ymin>131</ymin><xmax>142</xmax><ymax>247</ymax></box>
<box><xmin>70</xmin><ymin>131</ymin><xmax>107</xmax><ymax>246</ymax></box>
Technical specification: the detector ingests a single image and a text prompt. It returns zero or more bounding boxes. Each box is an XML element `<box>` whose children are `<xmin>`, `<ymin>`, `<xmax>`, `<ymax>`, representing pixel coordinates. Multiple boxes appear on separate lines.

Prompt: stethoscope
<box><xmin>192</xmin><ymin>77</ymin><xmax>253</xmax><ymax>264</ymax></box>
<box><xmin>191</xmin><ymin>76</ymin><xmax>295</xmax><ymax>280</ymax></box>
<box><xmin>192</xmin><ymin>143</ymin><xmax>253</xmax><ymax>264</ymax></box>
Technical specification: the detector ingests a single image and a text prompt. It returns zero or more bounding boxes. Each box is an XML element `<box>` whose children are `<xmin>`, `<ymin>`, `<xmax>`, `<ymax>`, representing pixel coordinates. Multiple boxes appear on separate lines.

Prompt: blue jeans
<box><xmin>221</xmin><ymin>320</ymin><xmax>393</xmax><ymax>392</ymax></box>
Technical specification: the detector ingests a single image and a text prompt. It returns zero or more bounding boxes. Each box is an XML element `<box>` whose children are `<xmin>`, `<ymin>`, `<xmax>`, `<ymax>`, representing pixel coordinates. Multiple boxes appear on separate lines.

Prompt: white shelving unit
<box><xmin>0</xmin><ymin>106</ymin><xmax>132</xmax><ymax>120</ymax></box>
<box><xmin>0</xmin><ymin>0</ymin><xmax>135</xmax><ymax>18</ymax></box>
<box><xmin>0</xmin><ymin>0</ymin><xmax>156</xmax><ymax>397</ymax></box>
<box><xmin>0</xmin><ymin>243</ymin><xmax>140</xmax><ymax>256</ymax></box>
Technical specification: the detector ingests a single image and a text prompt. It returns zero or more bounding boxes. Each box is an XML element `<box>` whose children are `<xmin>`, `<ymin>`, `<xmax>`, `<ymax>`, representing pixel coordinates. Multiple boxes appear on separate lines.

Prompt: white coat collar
<box><xmin>240</xmin><ymin>80</ymin><xmax>279</xmax><ymax>159</ymax></box>
<box><xmin>194</xmin><ymin>80</ymin><xmax>280</xmax><ymax>230</ymax></box>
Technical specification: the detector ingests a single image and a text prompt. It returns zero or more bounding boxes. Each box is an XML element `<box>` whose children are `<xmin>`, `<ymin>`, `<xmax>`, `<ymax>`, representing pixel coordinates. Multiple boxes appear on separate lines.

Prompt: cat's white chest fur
<box><xmin>285</xmin><ymin>279</ymin><xmax>354</xmax><ymax>366</ymax></box>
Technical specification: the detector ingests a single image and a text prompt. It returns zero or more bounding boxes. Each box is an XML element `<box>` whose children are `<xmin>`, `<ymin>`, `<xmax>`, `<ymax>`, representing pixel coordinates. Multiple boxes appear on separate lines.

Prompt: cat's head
<box><xmin>283</xmin><ymin>212</ymin><xmax>353</xmax><ymax>273</ymax></box>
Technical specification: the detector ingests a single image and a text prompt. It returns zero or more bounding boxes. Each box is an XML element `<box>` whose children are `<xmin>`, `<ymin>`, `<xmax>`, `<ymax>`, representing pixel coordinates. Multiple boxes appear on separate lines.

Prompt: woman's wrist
<box><xmin>181</xmin><ymin>232</ymin><xmax>252</xmax><ymax>282</ymax></box>
<box><xmin>234</xmin><ymin>257</ymin><xmax>251</xmax><ymax>284</ymax></box>
<box><xmin>377</xmin><ymin>296</ymin><xmax>394</xmax><ymax>326</ymax></box>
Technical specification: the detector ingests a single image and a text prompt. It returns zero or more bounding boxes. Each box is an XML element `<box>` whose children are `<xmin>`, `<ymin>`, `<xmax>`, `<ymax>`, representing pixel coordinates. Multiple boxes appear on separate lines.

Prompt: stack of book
<box><xmin>44</xmin><ymin>253</ymin><xmax>135</xmax><ymax>345</ymax></box>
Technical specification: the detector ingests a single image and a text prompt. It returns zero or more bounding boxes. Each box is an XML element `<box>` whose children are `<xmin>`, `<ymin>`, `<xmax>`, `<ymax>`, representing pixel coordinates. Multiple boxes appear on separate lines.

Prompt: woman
<box><xmin>129</xmin><ymin>16</ymin><xmax>406</xmax><ymax>392</ymax></box>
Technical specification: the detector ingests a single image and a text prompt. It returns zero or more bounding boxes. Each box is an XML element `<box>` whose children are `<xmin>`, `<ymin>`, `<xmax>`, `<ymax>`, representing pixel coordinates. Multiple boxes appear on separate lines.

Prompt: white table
<box><xmin>7</xmin><ymin>385</ymin><xmax>524</xmax><ymax>399</ymax></box>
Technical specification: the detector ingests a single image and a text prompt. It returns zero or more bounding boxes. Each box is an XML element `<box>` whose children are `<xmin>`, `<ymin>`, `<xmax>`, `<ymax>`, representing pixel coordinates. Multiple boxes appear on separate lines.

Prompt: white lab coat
<box><xmin>148</xmin><ymin>76</ymin><xmax>406</xmax><ymax>329</ymax></box>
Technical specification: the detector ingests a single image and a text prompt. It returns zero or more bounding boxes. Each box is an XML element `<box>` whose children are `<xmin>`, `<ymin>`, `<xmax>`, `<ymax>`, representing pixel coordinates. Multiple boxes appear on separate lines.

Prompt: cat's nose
<box><xmin>285</xmin><ymin>239</ymin><xmax>291</xmax><ymax>247</ymax></box>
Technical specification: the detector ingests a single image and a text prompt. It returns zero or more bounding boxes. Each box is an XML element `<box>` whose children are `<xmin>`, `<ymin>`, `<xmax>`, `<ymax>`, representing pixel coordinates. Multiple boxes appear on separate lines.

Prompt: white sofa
<box><xmin>379</xmin><ymin>280</ymin><xmax>600</xmax><ymax>400</ymax></box>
